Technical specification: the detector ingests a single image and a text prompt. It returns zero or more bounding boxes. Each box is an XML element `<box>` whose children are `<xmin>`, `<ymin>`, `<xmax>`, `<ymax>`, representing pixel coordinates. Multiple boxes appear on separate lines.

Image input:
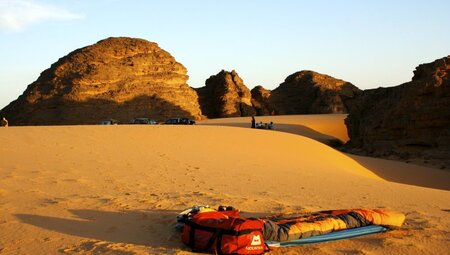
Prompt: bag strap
<box><xmin>206</xmin><ymin>229</ymin><xmax>222</xmax><ymax>253</ymax></box>
<box><xmin>188</xmin><ymin>225</ymin><xmax>196</xmax><ymax>248</ymax></box>
<box><xmin>264</xmin><ymin>242</ymin><xmax>271</xmax><ymax>253</ymax></box>
<box><xmin>216</xmin><ymin>230</ymin><xmax>224</xmax><ymax>255</ymax></box>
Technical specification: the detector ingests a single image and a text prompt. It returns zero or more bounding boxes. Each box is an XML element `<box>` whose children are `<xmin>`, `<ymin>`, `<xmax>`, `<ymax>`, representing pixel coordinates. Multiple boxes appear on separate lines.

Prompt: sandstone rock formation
<box><xmin>251</xmin><ymin>85</ymin><xmax>272</xmax><ymax>116</ymax></box>
<box><xmin>344</xmin><ymin>56</ymin><xmax>450</xmax><ymax>167</ymax></box>
<box><xmin>196</xmin><ymin>70</ymin><xmax>255</xmax><ymax>118</ymax></box>
<box><xmin>269</xmin><ymin>71</ymin><xmax>361</xmax><ymax>115</ymax></box>
<box><xmin>0</xmin><ymin>37</ymin><xmax>202</xmax><ymax>125</ymax></box>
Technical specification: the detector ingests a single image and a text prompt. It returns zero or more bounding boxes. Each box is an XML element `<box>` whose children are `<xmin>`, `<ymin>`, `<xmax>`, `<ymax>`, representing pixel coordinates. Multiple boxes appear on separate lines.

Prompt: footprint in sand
<box><xmin>98</xmin><ymin>198</ymin><xmax>113</xmax><ymax>204</ymax></box>
<box><xmin>40</xmin><ymin>198</ymin><xmax>59</xmax><ymax>205</ymax></box>
<box><xmin>61</xmin><ymin>240</ymin><xmax>142</xmax><ymax>255</ymax></box>
<box><xmin>3</xmin><ymin>173</ymin><xmax>18</xmax><ymax>180</ymax></box>
<box><xmin>405</xmin><ymin>211</ymin><xmax>435</xmax><ymax>230</ymax></box>
<box><xmin>63</xmin><ymin>178</ymin><xmax>85</xmax><ymax>183</ymax></box>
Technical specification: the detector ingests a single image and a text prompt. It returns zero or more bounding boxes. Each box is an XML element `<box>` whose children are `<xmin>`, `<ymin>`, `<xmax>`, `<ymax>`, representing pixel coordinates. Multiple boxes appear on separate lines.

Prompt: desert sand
<box><xmin>0</xmin><ymin>115</ymin><xmax>449</xmax><ymax>255</ymax></box>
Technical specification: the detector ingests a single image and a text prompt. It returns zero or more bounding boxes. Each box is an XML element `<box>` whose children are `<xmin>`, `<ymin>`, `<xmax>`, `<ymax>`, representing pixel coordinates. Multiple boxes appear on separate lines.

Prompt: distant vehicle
<box><xmin>165</xmin><ymin>117</ymin><xmax>196</xmax><ymax>125</ymax></box>
<box><xmin>100</xmin><ymin>119</ymin><xmax>119</xmax><ymax>125</ymax></box>
<box><xmin>130</xmin><ymin>118</ymin><xmax>158</xmax><ymax>125</ymax></box>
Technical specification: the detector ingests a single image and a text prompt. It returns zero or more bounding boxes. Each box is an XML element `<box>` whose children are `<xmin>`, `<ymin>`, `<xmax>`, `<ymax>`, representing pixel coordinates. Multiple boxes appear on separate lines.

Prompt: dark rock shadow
<box><xmin>15</xmin><ymin>209</ymin><xmax>183</xmax><ymax>249</ymax></box>
<box><xmin>1</xmin><ymin>95</ymin><xmax>198</xmax><ymax>126</ymax></box>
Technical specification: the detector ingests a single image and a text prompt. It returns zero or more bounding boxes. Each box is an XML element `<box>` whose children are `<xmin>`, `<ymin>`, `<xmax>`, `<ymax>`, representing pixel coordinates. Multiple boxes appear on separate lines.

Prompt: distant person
<box><xmin>1</xmin><ymin>117</ymin><xmax>8</xmax><ymax>127</ymax></box>
<box><xmin>251</xmin><ymin>116</ymin><xmax>256</xmax><ymax>128</ymax></box>
<box><xmin>268</xmin><ymin>121</ymin><xmax>274</xmax><ymax>130</ymax></box>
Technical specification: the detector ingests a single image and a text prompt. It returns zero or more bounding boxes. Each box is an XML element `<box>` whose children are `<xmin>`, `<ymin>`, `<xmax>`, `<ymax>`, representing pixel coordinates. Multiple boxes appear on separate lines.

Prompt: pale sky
<box><xmin>1</xmin><ymin>0</ymin><xmax>449</xmax><ymax>109</ymax></box>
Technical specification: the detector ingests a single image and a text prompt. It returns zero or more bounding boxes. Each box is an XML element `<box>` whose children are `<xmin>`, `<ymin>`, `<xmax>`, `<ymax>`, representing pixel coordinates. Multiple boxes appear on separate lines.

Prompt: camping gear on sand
<box><xmin>177</xmin><ymin>206</ymin><xmax>405</xmax><ymax>254</ymax></box>
<box><xmin>266</xmin><ymin>225</ymin><xmax>387</xmax><ymax>247</ymax></box>
<box><xmin>262</xmin><ymin>208</ymin><xmax>405</xmax><ymax>242</ymax></box>
<box><xmin>178</xmin><ymin>206</ymin><xmax>268</xmax><ymax>254</ymax></box>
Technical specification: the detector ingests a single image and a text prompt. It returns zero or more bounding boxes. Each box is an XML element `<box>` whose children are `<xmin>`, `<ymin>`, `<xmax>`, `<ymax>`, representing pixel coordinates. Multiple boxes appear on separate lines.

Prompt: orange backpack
<box><xmin>181</xmin><ymin>209</ymin><xmax>267</xmax><ymax>254</ymax></box>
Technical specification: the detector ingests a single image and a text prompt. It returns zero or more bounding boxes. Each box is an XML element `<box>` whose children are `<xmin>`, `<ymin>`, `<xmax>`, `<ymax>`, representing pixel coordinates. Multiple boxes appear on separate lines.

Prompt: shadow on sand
<box><xmin>14</xmin><ymin>209</ymin><xmax>274</xmax><ymax>253</ymax></box>
<box><xmin>198</xmin><ymin>122</ymin><xmax>344</xmax><ymax>147</ymax></box>
<box><xmin>348</xmin><ymin>154</ymin><xmax>450</xmax><ymax>191</ymax></box>
<box><xmin>15</xmin><ymin>209</ymin><xmax>183</xmax><ymax>249</ymax></box>
<box><xmin>199</xmin><ymin>121</ymin><xmax>450</xmax><ymax>191</ymax></box>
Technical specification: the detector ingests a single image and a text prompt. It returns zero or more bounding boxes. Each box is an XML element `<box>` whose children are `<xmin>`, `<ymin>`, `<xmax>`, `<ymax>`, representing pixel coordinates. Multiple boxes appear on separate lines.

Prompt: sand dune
<box><xmin>0</xmin><ymin>115</ymin><xmax>449</xmax><ymax>254</ymax></box>
<box><xmin>199</xmin><ymin>114</ymin><xmax>350</xmax><ymax>145</ymax></box>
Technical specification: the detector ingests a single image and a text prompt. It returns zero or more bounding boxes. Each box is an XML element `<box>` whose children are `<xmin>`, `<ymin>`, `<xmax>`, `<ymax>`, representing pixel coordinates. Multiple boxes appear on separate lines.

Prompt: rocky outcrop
<box><xmin>251</xmin><ymin>85</ymin><xmax>272</xmax><ymax>116</ymax></box>
<box><xmin>196</xmin><ymin>70</ymin><xmax>255</xmax><ymax>118</ymax></box>
<box><xmin>0</xmin><ymin>37</ymin><xmax>202</xmax><ymax>125</ymax></box>
<box><xmin>196</xmin><ymin>70</ymin><xmax>359</xmax><ymax>118</ymax></box>
<box><xmin>269</xmin><ymin>71</ymin><xmax>360</xmax><ymax>114</ymax></box>
<box><xmin>344</xmin><ymin>56</ymin><xmax>450</xmax><ymax>167</ymax></box>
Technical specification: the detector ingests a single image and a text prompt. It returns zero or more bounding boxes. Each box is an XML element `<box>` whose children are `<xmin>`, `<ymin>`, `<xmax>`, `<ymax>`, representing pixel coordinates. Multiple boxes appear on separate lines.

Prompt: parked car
<box><xmin>165</xmin><ymin>117</ymin><xmax>196</xmax><ymax>125</ymax></box>
<box><xmin>100</xmin><ymin>119</ymin><xmax>119</xmax><ymax>125</ymax></box>
<box><xmin>130</xmin><ymin>118</ymin><xmax>158</xmax><ymax>125</ymax></box>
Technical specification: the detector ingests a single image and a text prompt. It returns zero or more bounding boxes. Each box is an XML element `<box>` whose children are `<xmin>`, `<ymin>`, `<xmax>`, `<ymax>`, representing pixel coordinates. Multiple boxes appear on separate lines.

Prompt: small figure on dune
<box><xmin>268</xmin><ymin>121</ymin><xmax>274</xmax><ymax>130</ymax></box>
<box><xmin>251</xmin><ymin>116</ymin><xmax>256</xmax><ymax>128</ymax></box>
<box><xmin>1</xmin><ymin>117</ymin><xmax>8</xmax><ymax>127</ymax></box>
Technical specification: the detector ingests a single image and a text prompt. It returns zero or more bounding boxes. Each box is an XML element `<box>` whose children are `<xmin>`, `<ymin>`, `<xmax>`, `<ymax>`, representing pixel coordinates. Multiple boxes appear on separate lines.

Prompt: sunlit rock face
<box><xmin>0</xmin><ymin>37</ymin><xmax>202</xmax><ymax>125</ymax></box>
<box><xmin>344</xmin><ymin>56</ymin><xmax>450</xmax><ymax>167</ymax></box>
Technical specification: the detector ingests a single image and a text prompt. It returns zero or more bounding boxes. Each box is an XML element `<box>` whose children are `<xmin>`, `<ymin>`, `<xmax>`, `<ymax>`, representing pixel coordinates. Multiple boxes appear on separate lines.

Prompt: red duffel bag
<box><xmin>181</xmin><ymin>209</ymin><xmax>267</xmax><ymax>254</ymax></box>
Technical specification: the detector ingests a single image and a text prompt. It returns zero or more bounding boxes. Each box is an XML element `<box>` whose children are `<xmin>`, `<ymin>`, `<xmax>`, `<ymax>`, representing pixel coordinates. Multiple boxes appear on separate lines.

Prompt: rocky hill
<box><xmin>344</xmin><ymin>56</ymin><xmax>450</xmax><ymax>167</ymax></box>
<box><xmin>268</xmin><ymin>71</ymin><xmax>361</xmax><ymax>115</ymax></box>
<box><xmin>196</xmin><ymin>70</ymin><xmax>255</xmax><ymax>118</ymax></box>
<box><xmin>0</xmin><ymin>37</ymin><xmax>202</xmax><ymax>125</ymax></box>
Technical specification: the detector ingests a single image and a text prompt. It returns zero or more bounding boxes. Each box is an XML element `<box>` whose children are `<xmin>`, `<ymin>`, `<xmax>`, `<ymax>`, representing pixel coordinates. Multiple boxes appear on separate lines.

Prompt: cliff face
<box><xmin>0</xmin><ymin>37</ymin><xmax>202</xmax><ymax>125</ymax></box>
<box><xmin>196</xmin><ymin>70</ymin><xmax>255</xmax><ymax>118</ymax></box>
<box><xmin>269</xmin><ymin>71</ymin><xmax>360</xmax><ymax>115</ymax></box>
<box><xmin>344</xmin><ymin>56</ymin><xmax>450</xmax><ymax>167</ymax></box>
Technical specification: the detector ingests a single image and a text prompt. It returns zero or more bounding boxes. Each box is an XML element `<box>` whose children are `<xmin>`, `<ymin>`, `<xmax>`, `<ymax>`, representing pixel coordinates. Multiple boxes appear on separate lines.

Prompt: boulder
<box><xmin>0</xmin><ymin>37</ymin><xmax>202</xmax><ymax>125</ymax></box>
<box><xmin>196</xmin><ymin>70</ymin><xmax>255</xmax><ymax>118</ymax></box>
<box><xmin>344</xmin><ymin>56</ymin><xmax>450</xmax><ymax>167</ymax></box>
